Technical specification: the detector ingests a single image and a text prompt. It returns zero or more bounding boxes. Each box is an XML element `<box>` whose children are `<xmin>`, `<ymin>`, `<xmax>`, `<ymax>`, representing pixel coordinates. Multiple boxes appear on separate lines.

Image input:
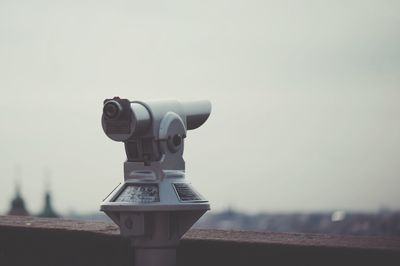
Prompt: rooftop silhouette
<box><xmin>7</xmin><ymin>182</ymin><xmax>29</xmax><ymax>216</ymax></box>
<box><xmin>38</xmin><ymin>191</ymin><xmax>59</xmax><ymax>218</ymax></box>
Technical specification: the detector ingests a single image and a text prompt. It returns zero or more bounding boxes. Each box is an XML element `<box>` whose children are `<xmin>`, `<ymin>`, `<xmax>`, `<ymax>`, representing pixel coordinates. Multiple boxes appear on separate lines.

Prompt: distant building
<box><xmin>8</xmin><ymin>184</ymin><xmax>30</xmax><ymax>216</ymax></box>
<box><xmin>38</xmin><ymin>190</ymin><xmax>59</xmax><ymax>218</ymax></box>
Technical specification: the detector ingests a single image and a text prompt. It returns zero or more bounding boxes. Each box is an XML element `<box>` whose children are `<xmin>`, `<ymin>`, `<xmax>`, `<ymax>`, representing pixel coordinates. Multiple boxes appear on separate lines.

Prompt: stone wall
<box><xmin>0</xmin><ymin>216</ymin><xmax>399</xmax><ymax>266</ymax></box>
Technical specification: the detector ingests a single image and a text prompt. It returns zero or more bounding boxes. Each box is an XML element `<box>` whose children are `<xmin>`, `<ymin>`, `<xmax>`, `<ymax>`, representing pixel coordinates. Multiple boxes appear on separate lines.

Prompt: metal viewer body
<box><xmin>100</xmin><ymin>97</ymin><xmax>211</xmax><ymax>266</ymax></box>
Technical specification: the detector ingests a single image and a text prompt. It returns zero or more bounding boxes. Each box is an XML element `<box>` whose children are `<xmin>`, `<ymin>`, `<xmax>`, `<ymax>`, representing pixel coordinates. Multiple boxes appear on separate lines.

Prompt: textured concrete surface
<box><xmin>1</xmin><ymin>215</ymin><xmax>400</xmax><ymax>266</ymax></box>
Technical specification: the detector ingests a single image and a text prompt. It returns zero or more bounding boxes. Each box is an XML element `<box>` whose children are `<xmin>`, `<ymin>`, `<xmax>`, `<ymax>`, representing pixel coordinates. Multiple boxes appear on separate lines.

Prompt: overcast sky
<box><xmin>1</xmin><ymin>0</ymin><xmax>399</xmax><ymax>215</ymax></box>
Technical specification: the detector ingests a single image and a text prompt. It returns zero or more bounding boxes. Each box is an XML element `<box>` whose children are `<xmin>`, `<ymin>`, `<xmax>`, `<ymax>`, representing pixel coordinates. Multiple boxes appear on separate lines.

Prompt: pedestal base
<box><xmin>134</xmin><ymin>248</ymin><xmax>176</xmax><ymax>266</ymax></box>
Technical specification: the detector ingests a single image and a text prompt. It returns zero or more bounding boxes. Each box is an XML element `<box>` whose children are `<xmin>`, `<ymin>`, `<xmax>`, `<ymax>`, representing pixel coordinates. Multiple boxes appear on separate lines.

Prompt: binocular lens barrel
<box><xmin>102</xmin><ymin>98</ymin><xmax>210</xmax><ymax>142</ymax></box>
<box><xmin>103</xmin><ymin>101</ymin><xmax>122</xmax><ymax>119</ymax></box>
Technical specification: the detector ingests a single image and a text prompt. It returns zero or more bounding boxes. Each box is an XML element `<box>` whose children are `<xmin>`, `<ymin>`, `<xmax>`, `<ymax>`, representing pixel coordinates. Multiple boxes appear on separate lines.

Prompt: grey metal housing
<box><xmin>100</xmin><ymin>97</ymin><xmax>211</xmax><ymax>266</ymax></box>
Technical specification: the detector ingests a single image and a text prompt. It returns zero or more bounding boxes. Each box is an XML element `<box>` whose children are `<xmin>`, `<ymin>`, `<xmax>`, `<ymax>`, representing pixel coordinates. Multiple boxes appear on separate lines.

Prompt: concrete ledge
<box><xmin>1</xmin><ymin>215</ymin><xmax>400</xmax><ymax>266</ymax></box>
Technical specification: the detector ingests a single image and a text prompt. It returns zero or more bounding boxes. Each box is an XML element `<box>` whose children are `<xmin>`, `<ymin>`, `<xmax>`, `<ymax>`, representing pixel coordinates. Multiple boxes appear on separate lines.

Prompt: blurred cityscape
<box><xmin>5</xmin><ymin>185</ymin><xmax>400</xmax><ymax>237</ymax></box>
<box><xmin>195</xmin><ymin>208</ymin><xmax>400</xmax><ymax>237</ymax></box>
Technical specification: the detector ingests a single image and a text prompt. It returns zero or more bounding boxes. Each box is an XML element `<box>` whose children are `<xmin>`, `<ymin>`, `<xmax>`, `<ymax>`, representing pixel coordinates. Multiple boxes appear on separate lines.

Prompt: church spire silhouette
<box><xmin>38</xmin><ymin>169</ymin><xmax>59</xmax><ymax>218</ymax></box>
<box><xmin>8</xmin><ymin>167</ymin><xmax>30</xmax><ymax>216</ymax></box>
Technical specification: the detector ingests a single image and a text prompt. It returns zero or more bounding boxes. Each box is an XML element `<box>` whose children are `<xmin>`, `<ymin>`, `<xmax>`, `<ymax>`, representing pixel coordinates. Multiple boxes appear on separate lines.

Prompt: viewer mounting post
<box><xmin>100</xmin><ymin>97</ymin><xmax>211</xmax><ymax>266</ymax></box>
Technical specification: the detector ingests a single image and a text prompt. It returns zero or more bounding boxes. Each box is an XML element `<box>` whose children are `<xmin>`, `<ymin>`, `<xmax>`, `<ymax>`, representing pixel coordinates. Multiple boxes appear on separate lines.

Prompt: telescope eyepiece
<box><xmin>103</xmin><ymin>100</ymin><xmax>123</xmax><ymax>120</ymax></box>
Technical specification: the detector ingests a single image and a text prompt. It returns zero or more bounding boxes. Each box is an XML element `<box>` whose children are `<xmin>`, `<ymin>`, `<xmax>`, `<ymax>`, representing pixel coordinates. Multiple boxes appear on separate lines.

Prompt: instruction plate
<box><xmin>173</xmin><ymin>183</ymin><xmax>202</xmax><ymax>202</ymax></box>
<box><xmin>114</xmin><ymin>184</ymin><xmax>160</xmax><ymax>203</ymax></box>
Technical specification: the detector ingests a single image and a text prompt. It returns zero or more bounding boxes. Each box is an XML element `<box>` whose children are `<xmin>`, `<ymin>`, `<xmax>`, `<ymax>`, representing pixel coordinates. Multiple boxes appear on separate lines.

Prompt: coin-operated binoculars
<box><xmin>100</xmin><ymin>97</ymin><xmax>211</xmax><ymax>266</ymax></box>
